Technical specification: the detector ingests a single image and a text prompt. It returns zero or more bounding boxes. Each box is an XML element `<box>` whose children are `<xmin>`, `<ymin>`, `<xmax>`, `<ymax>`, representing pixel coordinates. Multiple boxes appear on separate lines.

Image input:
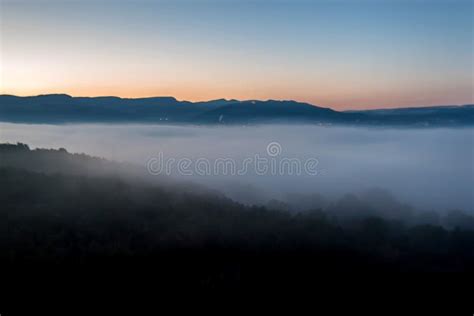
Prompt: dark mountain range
<box><xmin>0</xmin><ymin>94</ymin><xmax>473</xmax><ymax>126</ymax></box>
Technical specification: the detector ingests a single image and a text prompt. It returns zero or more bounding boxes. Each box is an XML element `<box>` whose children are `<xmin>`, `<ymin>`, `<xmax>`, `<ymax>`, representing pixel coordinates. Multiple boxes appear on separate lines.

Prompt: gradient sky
<box><xmin>1</xmin><ymin>0</ymin><xmax>472</xmax><ymax>109</ymax></box>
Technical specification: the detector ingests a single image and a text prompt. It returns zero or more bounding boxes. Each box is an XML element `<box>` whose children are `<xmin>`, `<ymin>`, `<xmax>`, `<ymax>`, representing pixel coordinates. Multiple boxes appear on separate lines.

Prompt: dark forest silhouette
<box><xmin>1</xmin><ymin>143</ymin><xmax>473</xmax><ymax>312</ymax></box>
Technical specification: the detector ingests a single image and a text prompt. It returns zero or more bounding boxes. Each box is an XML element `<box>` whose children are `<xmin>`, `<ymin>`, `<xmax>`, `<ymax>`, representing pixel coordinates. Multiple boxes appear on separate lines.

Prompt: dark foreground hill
<box><xmin>1</xmin><ymin>94</ymin><xmax>473</xmax><ymax>126</ymax></box>
<box><xmin>1</xmin><ymin>143</ymin><xmax>474</xmax><ymax>311</ymax></box>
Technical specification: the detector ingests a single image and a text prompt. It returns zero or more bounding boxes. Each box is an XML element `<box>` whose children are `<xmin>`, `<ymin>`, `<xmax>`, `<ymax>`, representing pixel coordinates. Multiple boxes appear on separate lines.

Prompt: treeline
<box><xmin>1</xmin><ymin>143</ymin><xmax>474</xmax><ymax>300</ymax></box>
<box><xmin>1</xmin><ymin>167</ymin><xmax>474</xmax><ymax>272</ymax></box>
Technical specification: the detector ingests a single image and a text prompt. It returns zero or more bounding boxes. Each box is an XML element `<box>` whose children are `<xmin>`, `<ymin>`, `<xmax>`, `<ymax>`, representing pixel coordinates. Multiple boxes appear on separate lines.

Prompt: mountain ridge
<box><xmin>1</xmin><ymin>94</ymin><xmax>473</xmax><ymax>126</ymax></box>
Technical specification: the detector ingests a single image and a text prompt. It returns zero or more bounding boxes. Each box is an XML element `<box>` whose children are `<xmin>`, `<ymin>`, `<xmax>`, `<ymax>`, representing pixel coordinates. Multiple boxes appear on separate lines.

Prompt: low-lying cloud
<box><xmin>1</xmin><ymin>122</ymin><xmax>472</xmax><ymax>212</ymax></box>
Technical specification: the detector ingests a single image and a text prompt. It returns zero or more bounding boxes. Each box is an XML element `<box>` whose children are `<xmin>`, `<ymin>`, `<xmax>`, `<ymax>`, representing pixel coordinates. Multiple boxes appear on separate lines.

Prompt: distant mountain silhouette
<box><xmin>1</xmin><ymin>94</ymin><xmax>473</xmax><ymax>126</ymax></box>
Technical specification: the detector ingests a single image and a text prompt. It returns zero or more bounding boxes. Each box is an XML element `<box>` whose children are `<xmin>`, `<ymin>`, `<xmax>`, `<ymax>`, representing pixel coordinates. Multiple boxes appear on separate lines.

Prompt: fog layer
<box><xmin>1</xmin><ymin>123</ymin><xmax>472</xmax><ymax>211</ymax></box>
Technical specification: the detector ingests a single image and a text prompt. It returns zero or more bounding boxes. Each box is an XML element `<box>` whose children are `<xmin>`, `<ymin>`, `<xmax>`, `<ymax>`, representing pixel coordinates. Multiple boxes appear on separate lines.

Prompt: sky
<box><xmin>0</xmin><ymin>0</ymin><xmax>472</xmax><ymax>110</ymax></box>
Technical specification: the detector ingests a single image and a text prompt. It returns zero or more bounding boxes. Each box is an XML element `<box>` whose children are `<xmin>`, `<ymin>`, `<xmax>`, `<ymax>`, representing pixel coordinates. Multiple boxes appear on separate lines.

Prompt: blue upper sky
<box><xmin>1</xmin><ymin>0</ymin><xmax>472</xmax><ymax>109</ymax></box>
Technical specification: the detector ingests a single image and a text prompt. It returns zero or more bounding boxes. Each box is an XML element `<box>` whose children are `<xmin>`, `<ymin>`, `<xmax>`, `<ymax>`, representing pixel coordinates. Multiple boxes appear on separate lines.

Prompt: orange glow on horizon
<box><xmin>2</xmin><ymin>84</ymin><xmax>472</xmax><ymax>111</ymax></box>
<box><xmin>1</xmin><ymin>0</ymin><xmax>472</xmax><ymax>111</ymax></box>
